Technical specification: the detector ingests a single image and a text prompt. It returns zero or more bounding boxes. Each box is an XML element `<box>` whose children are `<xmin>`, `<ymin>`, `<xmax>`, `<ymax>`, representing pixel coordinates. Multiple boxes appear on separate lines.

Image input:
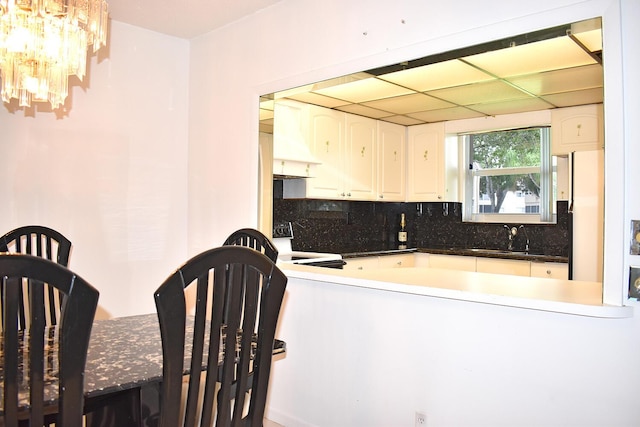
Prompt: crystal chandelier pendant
<box><xmin>0</xmin><ymin>0</ymin><xmax>109</xmax><ymax>109</ymax></box>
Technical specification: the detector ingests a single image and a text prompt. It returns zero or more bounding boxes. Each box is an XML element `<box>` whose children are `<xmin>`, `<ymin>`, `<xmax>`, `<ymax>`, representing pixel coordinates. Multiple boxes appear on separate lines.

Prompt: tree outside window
<box><xmin>465</xmin><ymin>127</ymin><xmax>553</xmax><ymax>222</ymax></box>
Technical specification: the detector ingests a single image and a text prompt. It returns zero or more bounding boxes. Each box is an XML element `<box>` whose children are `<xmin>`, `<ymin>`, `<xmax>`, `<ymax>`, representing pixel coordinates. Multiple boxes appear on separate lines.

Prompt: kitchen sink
<box><xmin>468</xmin><ymin>248</ymin><xmax>529</xmax><ymax>255</ymax></box>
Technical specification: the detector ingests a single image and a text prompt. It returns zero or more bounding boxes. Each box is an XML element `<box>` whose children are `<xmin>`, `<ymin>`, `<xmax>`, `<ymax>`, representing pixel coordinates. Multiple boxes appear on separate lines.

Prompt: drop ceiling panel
<box><xmin>408</xmin><ymin>107</ymin><xmax>486</xmax><ymax>122</ymax></box>
<box><xmin>426</xmin><ymin>80</ymin><xmax>531</xmax><ymax>105</ymax></box>
<box><xmin>380</xmin><ymin>115</ymin><xmax>426</xmax><ymax>126</ymax></box>
<box><xmin>312</xmin><ymin>78</ymin><xmax>414</xmax><ymax>103</ymax></box>
<box><xmin>286</xmin><ymin>92</ymin><xmax>350</xmax><ymax>109</ymax></box>
<box><xmin>506</xmin><ymin>64</ymin><xmax>603</xmax><ymax>95</ymax></box>
<box><xmin>335</xmin><ymin>104</ymin><xmax>394</xmax><ymax>119</ymax></box>
<box><xmin>378</xmin><ymin>59</ymin><xmax>495</xmax><ymax>92</ymax></box>
<box><xmin>463</xmin><ymin>37</ymin><xmax>597</xmax><ymax>78</ymax></box>
<box><xmin>541</xmin><ymin>88</ymin><xmax>603</xmax><ymax>107</ymax></box>
<box><xmin>572</xmin><ymin>28</ymin><xmax>602</xmax><ymax>51</ymax></box>
<box><xmin>362</xmin><ymin>93</ymin><xmax>455</xmax><ymax>114</ymax></box>
<box><xmin>470</xmin><ymin>98</ymin><xmax>553</xmax><ymax>116</ymax></box>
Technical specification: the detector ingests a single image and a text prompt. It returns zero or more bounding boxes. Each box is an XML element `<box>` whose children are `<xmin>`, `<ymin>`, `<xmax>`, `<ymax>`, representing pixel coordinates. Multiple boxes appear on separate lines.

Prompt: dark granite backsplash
<box><xmin>273</xmin><ymin>198</ymin><xmax>570</xmax><ymax>257</ymax></box>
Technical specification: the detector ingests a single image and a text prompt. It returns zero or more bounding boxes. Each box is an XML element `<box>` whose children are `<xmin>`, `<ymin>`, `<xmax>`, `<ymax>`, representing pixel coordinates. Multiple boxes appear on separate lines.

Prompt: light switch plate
<box><xmin>629</xmin><ymin>267</ymin><xmax>640</xmax><ymax>300</ymax></box>
<box><xmin>631</xmin><ymin>220</ymin><xmax>640</xmax><ymax>255</ymax></box>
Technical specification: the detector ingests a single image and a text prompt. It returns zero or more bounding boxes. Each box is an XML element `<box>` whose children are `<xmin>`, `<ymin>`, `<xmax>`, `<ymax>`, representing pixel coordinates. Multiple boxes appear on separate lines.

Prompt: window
<box><xmin>463</xmin><ymin>127</ymin><xmax>553</xmax><ymax>223</ymax></box>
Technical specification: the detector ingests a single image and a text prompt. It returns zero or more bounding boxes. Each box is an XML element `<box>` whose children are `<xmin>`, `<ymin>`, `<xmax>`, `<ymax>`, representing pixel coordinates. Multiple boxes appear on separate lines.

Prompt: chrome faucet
<box><xmin>518</xmin><ymin>225</ymin><xmax>530</xmax><ymax>253</ymax></box>
<box><xmin>503</xmin><ymin>224</ymin><xmax>530</xmax><ymax>252</ymax></box>
<box><xmin>504</xmin><ymin>225</ymin><xmax>517</xmax><ymax>251</ymax></box>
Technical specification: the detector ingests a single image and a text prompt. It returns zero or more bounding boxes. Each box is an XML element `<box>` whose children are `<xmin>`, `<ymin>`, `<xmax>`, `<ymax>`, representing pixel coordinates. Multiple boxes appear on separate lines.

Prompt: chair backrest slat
<box><xmin>0</xmin><ymin>226</ymin><xmax>72</xmax><ymax>330</ymax></box>
<box><xmin>223</xmin><ymin>228</ymin><xmax>278</xmax><ymax>263</ymax></box>
<box><xmin>0</xmin><ymin>254</ymin><xmax>99</xmax><ymax>427</ymax></box>
<box><xmin>155</xmin><ymin>246</ymin><xmax>287</xmax><ymax>427</ymax></box>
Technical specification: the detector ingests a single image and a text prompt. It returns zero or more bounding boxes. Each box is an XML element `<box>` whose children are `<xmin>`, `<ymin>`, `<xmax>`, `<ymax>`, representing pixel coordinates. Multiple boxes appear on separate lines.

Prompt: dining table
<box><xmin>0</xmin><ymin>313</ymin><xmax>286</xmax><ymax>427</ymax></box>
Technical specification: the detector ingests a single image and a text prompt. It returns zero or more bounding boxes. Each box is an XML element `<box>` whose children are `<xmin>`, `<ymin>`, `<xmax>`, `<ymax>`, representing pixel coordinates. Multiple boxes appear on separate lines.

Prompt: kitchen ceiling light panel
<box><xmin>463</xmin><ymin>37</ymin><xmax>597</xmax><ymax>78</ymax></box>
<box><xmin>335</xmin><ymin>103</ymin><xmax>393</xmax><ymax>119</ymax></box>
<box><xmin>312</xmin><ymin>78</ymin><xmax>414</xmax><ymax>103</ymax></box>
<box><xmin>426</xmin><ymin>80</ymin><xmax>531</xmax><ymax>106</ymax></box>
<box><xmin>380</xmin><ymin>115</ymin><xmax>427</xmax><ymax>126</ymax></box>
<box><xmin>506</xmin><ymin>64</ymin><xmax>603</xmax><ymax>96</ymax></box>
<box><xmin>286</xmin><ymin>92</ymin><xmax>351</xmax><ymax>109</ymax></box>
<box><xmin>362</xmin><ymin>93</ymin><xmax>455</xmax><ymax>114</ymax></box>
<box><xmin>408</xmin><ymin>106</ymin><xmax>486</xmax><ymax>122</ymax></box>
<box><xmin>571</xmin><ymin>28</ymin><xmax>603</xmax><ymax>52</ymax></box>
<box><xmin>541</xmin><ymin>88</ymin><xmax>603</xmax><ymax>107</ymax></box>
<box><xmin>378</xmin><ymin>59</ymin><xmax>495</xmax><ymax>92</ymax></box>
<box><xmin>470</xmin><ymin>98</ymin><xmax>553</xmax><ymax>116</ymax></box>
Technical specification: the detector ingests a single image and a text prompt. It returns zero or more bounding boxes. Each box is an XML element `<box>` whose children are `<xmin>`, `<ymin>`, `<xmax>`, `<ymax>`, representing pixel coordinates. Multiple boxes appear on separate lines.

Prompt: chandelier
<box><xmin>0</xmin><ymin>0</ymin><xmax>108</xmax><ymax>109</ymax></box>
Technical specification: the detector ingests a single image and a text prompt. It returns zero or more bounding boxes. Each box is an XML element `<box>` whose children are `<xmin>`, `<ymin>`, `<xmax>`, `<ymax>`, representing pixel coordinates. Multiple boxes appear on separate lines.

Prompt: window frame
<box><xmin>462</xmin><ymin>126</ymin><xmax>554</xmax><ymax>224</ymax></box>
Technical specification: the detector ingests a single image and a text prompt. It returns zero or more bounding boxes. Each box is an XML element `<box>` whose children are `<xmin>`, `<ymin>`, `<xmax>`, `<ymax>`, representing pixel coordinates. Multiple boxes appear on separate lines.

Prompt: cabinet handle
<box><xmin>361</xmin><ymin>146</ymin><xmax>366</xmax><ymax>157</ymax></box>
<box><xmin>576</xmin><ymin>123</ymin><xmax>582</xmax><ymax>137</ymax></box>
<box><xmin>423</xmin><ymin>150</ymin><xmax>428</xmax><ymax>160</ymax></box>
<box><xmin>325</xmin><ymin>140</ymin><xmax>330</xmax><ymax>152</ymax></box>
<box><xmin>379</xmin><ymin>194</ymin><xmax>383</xmax><ymax>199</ymax></box>
<box><xmin>397</xmin><ymin>261</ymin><xmax>402</xmax><ymax>266</ymax></box>
<box><xmin>358</xmin><ymin>266</ymin><xmax>363</xmax><ymax>270</ymax></box>
<box><xmin>547</xmin><ymin>269</ymin><xmax>552</xmax><ymax>275</ymax></box>
<box><xmin>394</xmin><ymin>150</ymin><xmax>397</xmax><ymax>161</ymax></box>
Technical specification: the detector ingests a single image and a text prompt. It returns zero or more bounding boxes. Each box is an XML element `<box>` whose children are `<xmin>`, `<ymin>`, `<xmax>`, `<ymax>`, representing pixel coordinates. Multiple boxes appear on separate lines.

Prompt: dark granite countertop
<box><xmin>0</xmin><ymin>313</ymin><xmax>286</xmax><ymax>411</ymax></box>
<box><xmin>342</xmin><ymin>247</ymin><xmax>568</xmax><ymax>263</ymax></box>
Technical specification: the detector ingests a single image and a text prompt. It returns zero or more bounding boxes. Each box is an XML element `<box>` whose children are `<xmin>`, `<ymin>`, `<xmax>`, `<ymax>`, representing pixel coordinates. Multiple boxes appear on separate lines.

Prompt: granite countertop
<box><xmin>0</xmin><ymin>313</ymin><xmax>286</xmax><ymax>411</ymax></box>
<box><xmin>342</xmin><ymin>247</ymin><xmax>568</xmax><ymax>263</ymax></box>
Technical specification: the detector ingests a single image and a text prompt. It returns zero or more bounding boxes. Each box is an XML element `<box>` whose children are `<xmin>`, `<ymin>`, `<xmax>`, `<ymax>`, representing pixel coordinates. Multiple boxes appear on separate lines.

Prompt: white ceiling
<box><xmin>107</xmin><ymin>0</ymin><xmax>281</xmax><ymax>39</ymax></box>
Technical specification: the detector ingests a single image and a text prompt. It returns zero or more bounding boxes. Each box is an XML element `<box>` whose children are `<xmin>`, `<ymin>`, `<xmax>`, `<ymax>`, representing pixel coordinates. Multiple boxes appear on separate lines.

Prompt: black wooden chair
<box><xmin>223</xmin><ymin>228</ymin><xmax>278</xmax><ymax>263</ymax></box>
<box><xmin>154</xmin><ymin>246</ymin><xmax>287</xmax><ymax>427</ymax></box>
<box><xmin>0</xmin><ymin>253</ymin><xmax>99</xmax><ymax>427</ymax></box>
<box><xmin>0</xmin><ymin>225</ymin><xmax>72</xmax><ymax>329</ymax></box>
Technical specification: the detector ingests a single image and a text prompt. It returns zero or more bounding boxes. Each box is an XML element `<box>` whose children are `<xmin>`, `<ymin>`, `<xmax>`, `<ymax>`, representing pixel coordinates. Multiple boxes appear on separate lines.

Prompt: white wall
<box><xmin>186</xmin><ymin>0</ymin><xmax>640</xmax><ymax>425</ymax></box>
<box><xmin>0</xmin><ymin>22</ymin><xmax>190</xmax><ymax>318</ymax></box>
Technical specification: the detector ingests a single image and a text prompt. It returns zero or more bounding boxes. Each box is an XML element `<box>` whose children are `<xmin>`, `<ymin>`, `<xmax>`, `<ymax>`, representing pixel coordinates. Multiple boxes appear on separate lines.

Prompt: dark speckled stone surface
<box><xmin>0</xmin><ymin>313</ymin><xmax>285</xmax><ymax>411</ymax></box>
<box><xmin>274</xmin><ymin>199</ymin><xmax>570</xmax><ymax>257</ymax></box>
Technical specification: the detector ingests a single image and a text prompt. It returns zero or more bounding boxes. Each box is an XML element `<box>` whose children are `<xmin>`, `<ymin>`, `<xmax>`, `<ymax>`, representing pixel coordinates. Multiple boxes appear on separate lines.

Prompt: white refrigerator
<box><xmin>570</xmin><ymin>149</ymin><xmax>604</xmax><ymax>282</ymax></box>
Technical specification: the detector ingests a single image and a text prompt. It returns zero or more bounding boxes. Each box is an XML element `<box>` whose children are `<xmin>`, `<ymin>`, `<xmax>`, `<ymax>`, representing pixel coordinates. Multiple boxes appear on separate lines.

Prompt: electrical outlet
<box><xmin>415</xmin><ymin>411</ymin><xmax>426</xmax><ymax>426</ymax></box>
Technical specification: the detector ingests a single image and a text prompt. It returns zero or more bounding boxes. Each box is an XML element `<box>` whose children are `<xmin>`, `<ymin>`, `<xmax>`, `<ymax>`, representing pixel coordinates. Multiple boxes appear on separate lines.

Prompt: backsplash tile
<box><xmin>273</xmin><ymin>199</ymin><xmax>569</xmax><ymax>257</ymax></box>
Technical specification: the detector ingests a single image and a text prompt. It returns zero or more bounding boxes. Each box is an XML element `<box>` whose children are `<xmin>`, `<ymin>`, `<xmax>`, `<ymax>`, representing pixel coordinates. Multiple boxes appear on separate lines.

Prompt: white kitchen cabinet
<box><xmin>343</xmin><ymin>256</ymin><xmax>380</xmax><ymax>271</ymax></box>
<box><xmin>551</xmin><ymin>104</ymin><xmax>603</xmax><ymax>156</ymax></box>
<box><xmin>413</xmin><ymin>253</ymin><xmax>430</xmax><ymax>267</ymax></box>
<box><xmin>378</xmin><ymin>254</ymin><xmax>414</xmax><ymax>268</ymax></box>
<box><xmin>406</xmin><ymin>122</ymin><xmax>457</xmax><ymax>202</ymax></box>
<box><xmin>304</xmin><ymin>105</ymin><xmax>346</xmax><ymax>199</ymax></box>
<box><xmin>530</xmin><ymin>262</ymin><xmax>569</xmax><ymax>279</ymax></box>
<box><xmin>289</xmin><ymin>105</ymin><xmax>378</xmax><ymax>200</ymax></box>
<box><xmin>476</xmin><ymin>257</ymin><xmax>531</xmax><ymax>277</ymax></box>
<box><xmin>377</xmin><ymin>121</ymin><xmax>406</xmax><ymax>201</ymax></box>
<box><xmin>344</xmin><ymin>114</ymin><xmax>377</xmax><ymax>200</ymax></box>
<box><xmin>428</xmin><ymin>254</ymin><xmax>476</xmax><ymax>271</ymax></box>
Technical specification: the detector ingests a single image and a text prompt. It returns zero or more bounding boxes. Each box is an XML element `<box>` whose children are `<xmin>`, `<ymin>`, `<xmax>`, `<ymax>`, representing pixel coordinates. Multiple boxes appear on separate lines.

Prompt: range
<box><xmin>272</xmin><ymin>222</ymin><xmax>345</xmax><ymax>269</ymax></box>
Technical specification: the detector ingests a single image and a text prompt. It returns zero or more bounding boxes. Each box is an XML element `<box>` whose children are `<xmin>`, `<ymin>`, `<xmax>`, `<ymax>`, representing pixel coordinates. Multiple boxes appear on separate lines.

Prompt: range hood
<box><xmin>273</xmin><ymin>100</ymin><xmax>320</xmax><ymax>179</ymax></box>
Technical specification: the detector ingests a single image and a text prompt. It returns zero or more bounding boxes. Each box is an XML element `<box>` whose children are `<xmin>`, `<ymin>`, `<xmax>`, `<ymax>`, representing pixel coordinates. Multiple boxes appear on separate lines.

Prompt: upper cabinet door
<box><xmin>551</xmin><ymin>104</ymin><xmax>603</xmax><ymax>156</ymax></box>
<box><xmin>345</xmin><ymin>115</ymin><xmax>377</xmax><ymax>200</ymax></box>
<box><xmin>377</xmin><ymin>121</ymin><xmax>406</xmax><ymax>201</ymax></box>
<box><xmin>407</xmin><ymin>122</ymin><xmax>445</xmax><ymax>201</ymax></box>
<box><xmin>305</xmin><ymin>106</ymin><xmax>345</xmax><ymax>198</ymax></box>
